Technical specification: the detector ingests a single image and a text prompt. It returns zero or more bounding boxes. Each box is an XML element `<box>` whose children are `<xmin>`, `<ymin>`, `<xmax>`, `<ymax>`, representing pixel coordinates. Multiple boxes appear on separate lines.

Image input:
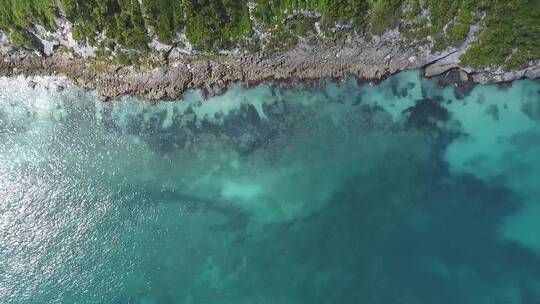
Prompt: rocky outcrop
<box><xmin>0</xmin><ymin>18</ymin><xmax>538</xmax><ymax>101</ymax></box>
<box><xmin>424</xmin><ymin>50</ymin><xmax>462</xmax><ymax>77</ymax></box>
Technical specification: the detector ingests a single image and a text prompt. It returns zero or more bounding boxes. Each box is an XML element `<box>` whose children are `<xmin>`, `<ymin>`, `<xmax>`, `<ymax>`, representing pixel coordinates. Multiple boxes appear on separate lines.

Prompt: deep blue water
<box><xmin>1</xmin><ymin>71</ymin><xmax>540</xmax><ymax>303</ymax></box>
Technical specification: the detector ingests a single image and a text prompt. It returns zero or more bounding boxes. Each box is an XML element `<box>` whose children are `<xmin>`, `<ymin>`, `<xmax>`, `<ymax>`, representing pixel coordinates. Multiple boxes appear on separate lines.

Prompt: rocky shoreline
<box><xmin>1</xmin><ymin>39</ymin><xmax>539</xmax><ymax>102</ymax></box>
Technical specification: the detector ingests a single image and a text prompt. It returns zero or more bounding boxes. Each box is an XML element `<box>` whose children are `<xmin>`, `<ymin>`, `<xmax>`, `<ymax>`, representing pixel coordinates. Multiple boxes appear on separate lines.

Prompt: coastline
<box><xmin>1</xmin><ymin>42</ymin><xmax>539</xmax><ymax>102</ymax></box>
<box><xmin>0</xmin><ymin>0</ymin><xmax>539</xmax><ymax>102</ymax></box>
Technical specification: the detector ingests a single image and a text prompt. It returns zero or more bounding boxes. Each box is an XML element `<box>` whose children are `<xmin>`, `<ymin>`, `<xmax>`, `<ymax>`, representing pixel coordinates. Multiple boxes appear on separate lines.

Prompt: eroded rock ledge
<box><xmin>0</xmin><ymin>43</ymin><xmax>538</xmax><ymax>102</ymax></box>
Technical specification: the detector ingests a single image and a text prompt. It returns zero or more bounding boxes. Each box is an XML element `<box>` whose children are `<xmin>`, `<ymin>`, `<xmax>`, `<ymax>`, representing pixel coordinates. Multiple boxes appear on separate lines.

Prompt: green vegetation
<box><xmin>426</xmin><ymin>0</ymin><xmax>475</xmax><ymax>48</ymax></box>
<box><xmin>9</xmin><ymin>29</ymin><xmax>37</xmax><ymax>49</ymax></box>
<box><xmin>183</xmin><ymin>0</ymin><xmax>253</xmax><ymax>50</ymax></box>
<box><xmin>371</xmin><ymin>0</ymin><xmax>403</xmax><ymax>33</ymax></box>
<box><xmin>0</xmin><ymin>0</ymin><xmax>56</xmax><ymax>31</ymax></box>
<box><xmin>0</xmin><ymin>0</ymin><xmax>55</xmax><ymax>48</ymax></box>
<box><xmin>141</xmin><ymin>0</ymin><xmax>185</xmax><ymax>44</ymax></box>
<box><xmin>0</xmin><ymin>0</ymin><xmax>538</xmax><ymax>70</ymax></box>
<box><xmin>251</xmin><ymin>0</ymin><xmax>370</xmax><ymax>31</ymax></box>
<box><xmin>460</xmin><ymin>0</ymin><xmax>540</xmax><ymax>69</ymax></box>
<box><xmin>60</xmin><ymin>0</ymin><xmax>149</xmax><ymax>48</ymax></box>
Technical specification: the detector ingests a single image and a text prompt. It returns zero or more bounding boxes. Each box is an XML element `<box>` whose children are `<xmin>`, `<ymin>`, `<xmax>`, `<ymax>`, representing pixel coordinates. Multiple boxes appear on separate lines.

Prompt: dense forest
<box><xmin>0</xmin><ymin>0</ymin><xmax>538</xmax><ymax>69</ymax></box>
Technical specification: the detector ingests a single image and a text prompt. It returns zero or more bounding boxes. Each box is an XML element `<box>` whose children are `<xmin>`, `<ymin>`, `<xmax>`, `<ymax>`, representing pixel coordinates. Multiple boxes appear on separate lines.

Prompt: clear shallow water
<box><xmin>0</xmin><ymin>71</ymin><xmax>540</xmax><ymax>303</ymax></box>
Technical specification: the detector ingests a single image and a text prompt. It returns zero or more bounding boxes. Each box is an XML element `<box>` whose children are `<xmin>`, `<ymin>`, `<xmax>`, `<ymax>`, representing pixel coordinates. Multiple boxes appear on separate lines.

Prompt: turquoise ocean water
<box><xmin>1</xmin><ymin>71</ymin><xmax>540</xmax><ymax>303</ymax></box>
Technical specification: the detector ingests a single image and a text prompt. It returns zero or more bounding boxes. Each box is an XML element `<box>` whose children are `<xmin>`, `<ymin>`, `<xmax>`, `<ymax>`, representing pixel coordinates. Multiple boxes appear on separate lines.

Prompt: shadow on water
<box><xmin>251</xmin><ymin>164</ymin><xmax>540</xmax><ymax>303</ymax></box>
